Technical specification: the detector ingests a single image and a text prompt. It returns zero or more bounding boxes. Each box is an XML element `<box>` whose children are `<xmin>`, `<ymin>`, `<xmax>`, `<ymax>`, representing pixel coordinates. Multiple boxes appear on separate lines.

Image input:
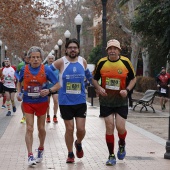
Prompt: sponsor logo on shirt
<box><xmin>117</xmin><ymin>69</ymin><xmax>122</xmax><ymax>74</ymax></box>
<box><xmin>73</xmin><ymin>67</ymin><xmax>77</xmax><ymax>73</ymax></box>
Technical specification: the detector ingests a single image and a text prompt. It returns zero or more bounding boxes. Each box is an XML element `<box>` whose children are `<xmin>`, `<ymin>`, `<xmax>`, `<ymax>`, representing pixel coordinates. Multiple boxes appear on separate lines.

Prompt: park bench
<box><xmin>131</xmin><ymin>89</ymin><xmax>157</xmax><ymax>113</ymax></box>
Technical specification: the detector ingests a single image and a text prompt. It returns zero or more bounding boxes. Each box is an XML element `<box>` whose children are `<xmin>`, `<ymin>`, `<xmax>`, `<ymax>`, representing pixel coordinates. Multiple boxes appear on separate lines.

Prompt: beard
<box><xmin>68</xmin><ymin>52</ymin><xmax>78</xmax><ymax>59</ymax></box>
<box><xmin>69</xmin><ymin>55</ymin><xmax>77</xmax><ymax>59</ymax></box>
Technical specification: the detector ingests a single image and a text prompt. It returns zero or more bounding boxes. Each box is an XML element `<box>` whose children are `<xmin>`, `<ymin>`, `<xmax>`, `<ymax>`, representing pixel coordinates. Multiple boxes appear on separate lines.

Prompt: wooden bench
<box><xmin>131</xmin><ymin>90</ymin><xmax>157</xmax><ymax>113</ymax></box>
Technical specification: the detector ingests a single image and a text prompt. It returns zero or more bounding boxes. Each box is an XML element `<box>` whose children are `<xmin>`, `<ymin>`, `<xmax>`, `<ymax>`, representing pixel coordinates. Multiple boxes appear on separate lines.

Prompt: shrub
<box><xmin>135</xmin><ymin>76</ymin><xmax>157</xmax><ymax>92</ymax></box>
<box><xmin>87</xmin><ymin>44</ymin><xmax>102</xmax><ymax>65</ymax></box>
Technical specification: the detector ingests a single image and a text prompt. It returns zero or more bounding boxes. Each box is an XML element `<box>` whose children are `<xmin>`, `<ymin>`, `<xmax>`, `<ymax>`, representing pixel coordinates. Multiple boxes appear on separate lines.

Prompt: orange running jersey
<box><xmin>93</xmin><ymin>56</ymin><xmax>135</xmax><ymax>107</ymax></box>
<box><xmin>23</xmin><ymin>64</ymin><xmax>47</xmax><ymax>93</ymax></box>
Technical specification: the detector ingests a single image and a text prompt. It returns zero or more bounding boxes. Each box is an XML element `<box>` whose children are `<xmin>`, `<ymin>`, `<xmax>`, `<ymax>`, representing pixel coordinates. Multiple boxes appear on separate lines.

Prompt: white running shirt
<box><xmin>2</xmin><ymin>66</ymin><xmax>16</xmax><ymax>88</ymax></box>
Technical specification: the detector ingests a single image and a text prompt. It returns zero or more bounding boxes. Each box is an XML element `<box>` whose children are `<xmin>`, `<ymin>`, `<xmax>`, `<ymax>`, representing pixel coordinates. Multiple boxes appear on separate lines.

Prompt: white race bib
<box><xmin>160</xmin><ymin>88</ymin><xmax>166</xmax><ymax>94</ymax></box>
<box><xmin>105</xmin><ymin>78</ymin><xmax>120</xmax><ymax>90</ymax></box>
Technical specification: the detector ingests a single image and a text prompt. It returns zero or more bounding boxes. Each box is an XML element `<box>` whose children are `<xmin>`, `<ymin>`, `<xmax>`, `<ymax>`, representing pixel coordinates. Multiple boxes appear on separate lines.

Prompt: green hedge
<box><xmin>135</xmin><ymin>76</ymin><xmax>157</xmax><ymax>92</ymax></box>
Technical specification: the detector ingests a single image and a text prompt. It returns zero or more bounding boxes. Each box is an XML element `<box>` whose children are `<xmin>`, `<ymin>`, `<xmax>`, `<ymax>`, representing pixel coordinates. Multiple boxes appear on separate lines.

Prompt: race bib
<box><xmin>161</xmin><ymin>88</ymin><xmax>166</xmax><ymax>94</ymax></box>
<box><xmin>66</xmin><ymin>82</ymin><xmax>81</xmax><ymax>94</ymax></box>
<box><xmin>105</xmin><ymin>78</ymin><xmax>120</xmax><ymax>90</ymax></box>
<box><xmin>27</xmin><ymin>86</ymin><xmax>42</xmax><ymax>97</ymax></box>
<box><xmin>5</xmin><ymin>76</ymin><xmax>12</xmax><ymax>80</ymax></box>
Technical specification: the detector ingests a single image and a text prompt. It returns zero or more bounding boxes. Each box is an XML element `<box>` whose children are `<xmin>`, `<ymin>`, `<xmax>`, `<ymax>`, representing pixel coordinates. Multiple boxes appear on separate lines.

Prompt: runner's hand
<box><xmin>120</xmin><ymin>89</ymin><xmax>128</xmax><ymax>98</ymax></box>
<box><xmin>96</xmin><ymin>87</ymin><xmax>107</xmax><ymax>96</ymax></box>
<box><xmin>17</xmin><ymin>92</ymin><xmax>23</xmax><ymax>101</ymax></box>
<box><xmin>40</xmin><ymin>89</ymin><xmax>50</xmax><ymax>97</ymax></box>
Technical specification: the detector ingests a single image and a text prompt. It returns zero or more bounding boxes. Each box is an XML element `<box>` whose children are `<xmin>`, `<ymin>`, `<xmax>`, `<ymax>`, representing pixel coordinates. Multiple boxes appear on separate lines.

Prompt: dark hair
<box><xmin>65</xmin><ymin>38</ymin><xmax>80</xmax><ymax>49</ymax></box>
<box><xmin>2</xmin><ymin>61</ymin><xmax>5</xmax><ymax>67</ymax></box>
<box><xmin>65</xmin><ymin>38</ymin><xmax>80</xmax><ymax>56</ymax></box>
<box><xmin>24</xmin><ymin>51</ymin><xmax>27</xmax><ymax>56</ymax></box>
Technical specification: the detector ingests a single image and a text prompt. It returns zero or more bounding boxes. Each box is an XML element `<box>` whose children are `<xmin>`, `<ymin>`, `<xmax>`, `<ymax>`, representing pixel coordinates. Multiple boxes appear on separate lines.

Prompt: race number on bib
<box><xmin>66</xmin><ymin>82</ymin><xmax>81</xmax><ymax>94</ymax></box>
<box><xmin>105</xmin><ymin>78</ymin><xmax>120</xmax><ymax>90</ymax></box>
<box><xmin>160</xmin><ymin>88</ymin><xmax>166</xmax><ymax>94</ymax></box>
<box><xmin>27</xmin><ymin>86</ymin><xmax>42</xmax><ymax>97</ymax></box>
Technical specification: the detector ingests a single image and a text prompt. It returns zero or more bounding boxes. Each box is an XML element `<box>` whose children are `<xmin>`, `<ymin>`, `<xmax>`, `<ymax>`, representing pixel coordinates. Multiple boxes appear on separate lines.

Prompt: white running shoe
<box><xmin>1</xmin><ymin>105</ymin><xmax>6</xmax><ymax>109</ymax></box>
<box><xmin>28</xmin><ymin>155</ymin><xmax>36</xmax><ymax>166</ymax></box>
<box><xmin>36</xmin><ymin>149</ymin><xmax>44</xmax><ymax>163</ymax></box>
<box><xmin>128</xmin><ymin>107</ymin><xmax>133</xmax><ymax>110</ymax></box>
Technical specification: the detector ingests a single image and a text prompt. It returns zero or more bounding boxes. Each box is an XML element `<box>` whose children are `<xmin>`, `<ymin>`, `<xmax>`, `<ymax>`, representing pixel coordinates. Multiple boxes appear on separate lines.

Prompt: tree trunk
<box><xmin>142</xmin><ymin>47</ymin><xmax>150</xmax><ymax>77</ymax></box>
<box><xmin>131</xmin><ymin>36</ymin><xmax>141</xmax><ymax>73</ymax></box>
<box><xmin>166</xmin><ymin>51</ymin><xmax>170</xmax><ymax>73</ymax></box>
<box><xmin>115</xmin><ymin>0</ymin><xmax>141</xmax><ymax>73</ymax></box>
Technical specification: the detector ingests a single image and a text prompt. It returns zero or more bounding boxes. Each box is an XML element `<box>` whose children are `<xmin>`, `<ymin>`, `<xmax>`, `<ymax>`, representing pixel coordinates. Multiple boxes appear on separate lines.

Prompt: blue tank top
<box><xmin>45</xmin><ymin>64</ymin><xmax>59</xmax><ymax>89</ymax></box>
<box><xmin>58</xmin><ymin>56</ymin><xmax>86</xmax><ymax>105</ymax></box>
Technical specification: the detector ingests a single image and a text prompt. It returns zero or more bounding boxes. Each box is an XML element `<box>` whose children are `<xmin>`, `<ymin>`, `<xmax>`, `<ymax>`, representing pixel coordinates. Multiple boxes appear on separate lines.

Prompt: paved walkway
<box><xmin>0</xmin><ymin>98</ymin><xmax>170</xmax><ymax>170</ymax></box>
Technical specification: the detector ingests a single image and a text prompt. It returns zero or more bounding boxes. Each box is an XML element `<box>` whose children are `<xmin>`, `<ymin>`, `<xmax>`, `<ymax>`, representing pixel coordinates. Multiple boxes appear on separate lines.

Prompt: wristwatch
<box><xmin>126</xmin><ymin>88</ymin><xmax>130</xmax><ymax>94</ymax></box>
<box><xmin>49</xmin><ymin>88</ymin><xmax>52</xmax><ymax>94</ymax></box>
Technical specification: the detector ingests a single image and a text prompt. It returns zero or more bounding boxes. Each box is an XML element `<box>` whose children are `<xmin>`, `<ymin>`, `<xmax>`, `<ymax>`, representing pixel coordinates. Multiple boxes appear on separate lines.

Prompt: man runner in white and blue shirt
<box><xmin>50</xmin><ymin>38</ymin><xmax>93</xmax><ymax>163</ymax></box>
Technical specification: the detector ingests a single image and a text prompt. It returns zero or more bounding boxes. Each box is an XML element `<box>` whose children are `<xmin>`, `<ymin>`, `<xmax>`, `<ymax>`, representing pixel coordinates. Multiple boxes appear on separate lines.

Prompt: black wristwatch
<box><xmin>49</xmin><ymin>88</ymin><xmax>52</xmax><ymax>94</ymax></box>
<box><xmin>126</xmin><ymin>88</ymin><xmax>130</xmax><ymax>94</ymax></box>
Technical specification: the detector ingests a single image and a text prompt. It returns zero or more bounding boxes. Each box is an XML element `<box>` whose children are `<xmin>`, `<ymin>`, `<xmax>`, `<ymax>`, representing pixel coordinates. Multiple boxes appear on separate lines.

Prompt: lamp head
<box><xmin>54</xmin><ymin>44</ymin><xmax>59</xmax><ymax>50</ymax></box>
<box><xmin>5</xmin><ymin>45</ymin><xmax>8</xmax><ymax>51</ymax></box>
<box><xmin>64</xmin><ymin>30</ymin><xmax>71</xmax><ymax>38</ymax></box>
<box><xmin>74</xmin><ymin>14</ymin><xmax>83</xmax><ymax>25</ymax></box>
<box><xmin>57</xmin><ymin>39</ymin><xmax>63</xmax><ymax>46</ymax></box>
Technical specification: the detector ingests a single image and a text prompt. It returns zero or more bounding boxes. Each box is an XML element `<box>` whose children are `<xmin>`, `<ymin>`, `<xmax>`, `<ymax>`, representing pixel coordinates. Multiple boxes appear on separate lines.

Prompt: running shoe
<box><xmin>163</xmin><ymin>103</ymin><xmax>166</xmax><ymax>110</ymax></box>
<box><xmin>75</xmin><ymin>140</ymin><xmax>84</xmax><ymax>158</ymax></box>
<box><xmin>20</xmin><ymin>117</ymin><xmax>26</xmax><ymax>123</ymax></box>
<box><xmin>6</xmin><ymin>111</ymin><xmax>11</xmax><ymax>116</ymax></box>
<box><xmin>28</xmin><ymin>155</ymin><xmax>36</xmax><ymax>166</ymax></box>
<box><xmin>36</xmin><ymin>149</ymin><xmax>44</xmax><ymax>163</ymax></box>
<box><xmin>117</xmin><ymin>143</ymin><xmax>126</xmax><ymax>160</ymax></box>
<box><xmin>1</xmin><ymin>105</ymin><xmax>6</xmax><ymax>109</ymax></box>
<box><xmin>162</xmin><ymin>106</ymin><xmax>165</xmax><ymax>110</ymax></box>
<box><xmin>128</xmin><ymin>107</ymin><xmax>133</xmax><ymax>110</ymax></box>
<box><xmin>106</xmin><ymin>154</ymin><xmax>116</xmax><ymax>166</ymax></box>
<box><xmin>46</xmin><ymin>116</ymin><xmax>50</xmax><ymax>123</ymax></box>
<box><xmin>161</xmin><ymin>105</ymin><xmax>164</xmax><ymax>110</ymax></box>
<box><xmin>13</xmin><ymin>106</ymin><xmax>16</xmax><ymax>112</ymax></box>
<box><xmin>53</xmin><ymin>116</ymin><xmax>58</xmax><ymax>123</ymax></box>
<box><xmin>66</xmin><ymin>153</ymin><xmax>75</xmax><ymax>163</ymax></box>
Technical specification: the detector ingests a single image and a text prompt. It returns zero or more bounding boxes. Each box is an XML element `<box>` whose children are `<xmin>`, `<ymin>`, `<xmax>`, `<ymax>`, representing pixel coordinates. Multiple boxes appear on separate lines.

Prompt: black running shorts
<box><xmin>100</xmin><ymin>105</ymin><xmax>128</xmax><ymax>119</ymax></box>
<box><xmin>3</xmin><ymin>85</ymin><xmax>16</xmax><ymax>93</ymax></box>
<box><xmin>0</xmin><ymin>82</ymin><xmax>4</xmax><ymax>93</ymax></box>
<box><xmin>59</xmin><ymin>103</ymin><xmax>87</xmax><ymax>120</ymax></box>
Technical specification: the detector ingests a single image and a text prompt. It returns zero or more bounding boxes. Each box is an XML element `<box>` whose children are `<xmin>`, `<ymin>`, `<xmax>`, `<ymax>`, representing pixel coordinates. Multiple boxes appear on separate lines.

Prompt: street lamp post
<box><xmin>64</xmin><ymin>30</ymin><xmax>71</xmax><ymax>44</ymax></box>
<box><xmin>101</xmin><ymin>0</ymin><xmax>108</xmax><ymax>57</ymax></box>
<box><xmin>0</xmin><ymin>40</ymin><xmax>2</xmax><ymax>67</ymax></box>
<box><xmin>164</xmin><ymin>51</ymin><xmax>170</xmax><ymax>159</ymax></box>
<box><xmin>5</xmin><ymin>45</ymin><xmax>8</xmax><ymax>58</ymax></box>
<box><xmin>74</xmin><ymin>14</ymin><xmax>83</xmax><ymax>44</ymax></box>
<box><xmin>54</xmin><ymin>44</ymin><xmax>59</xmax><ymax>60</ymax></box>
<box><xmin>14</xmin><ymin>55</ymin><xmax>17</xmax><ymax>65</ymax></box>
<box><xmin>57</xmin><ymin>39</ymin><xmax>63</xmax><ymax>58</ymax></box>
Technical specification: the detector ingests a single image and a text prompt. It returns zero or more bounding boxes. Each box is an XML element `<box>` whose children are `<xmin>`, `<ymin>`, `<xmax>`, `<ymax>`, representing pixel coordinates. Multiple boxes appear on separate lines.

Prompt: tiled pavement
<box><xmin>0</xmin><ymin>98</ymin><xmax>170</xmax><ymax>170</ymax></box>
